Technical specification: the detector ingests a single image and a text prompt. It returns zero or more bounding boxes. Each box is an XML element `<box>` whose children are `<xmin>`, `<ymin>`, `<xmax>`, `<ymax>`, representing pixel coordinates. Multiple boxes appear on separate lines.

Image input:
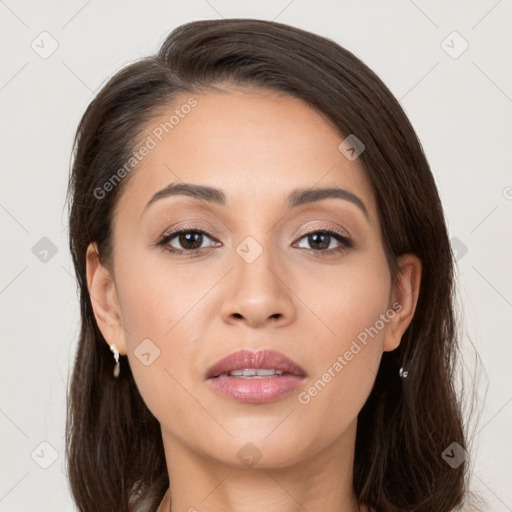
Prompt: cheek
<box><xmin>305</xmin><ymin>251</ymin><xmax>391</xmax><ymax>349</ymax></box>
<box><xmin>113</xmin><ymin>253</ymin><xmax>215</xmax><ymax>422</ymax></box>
<box><xmin>294</xmin><ymin>254</ymin><xmax>391</xmax><ymax>430</ymax></box>
<box><xmin>115</xmin><ymin>252</ymin><xmax>200</xmax><ymax>338</ymax></box>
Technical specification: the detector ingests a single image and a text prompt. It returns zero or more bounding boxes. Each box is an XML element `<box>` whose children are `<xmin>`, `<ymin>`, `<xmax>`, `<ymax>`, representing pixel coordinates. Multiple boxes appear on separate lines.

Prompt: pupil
<box><xmin>310</xmin><ymin>233</ymin><xmax>329</xmax><ymax>250</ymax></box>
<box><xmin>180</xmin><ymin>232</ymin><xmax>202</xmax><ymax>249</ymax></box>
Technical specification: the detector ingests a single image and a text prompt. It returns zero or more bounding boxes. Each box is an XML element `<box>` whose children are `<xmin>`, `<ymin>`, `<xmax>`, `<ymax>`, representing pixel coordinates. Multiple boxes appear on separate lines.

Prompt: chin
<box><xmin>200</xmin><ymin>431</ymin><xmax>315</xmax><ymax>470</ymax></box>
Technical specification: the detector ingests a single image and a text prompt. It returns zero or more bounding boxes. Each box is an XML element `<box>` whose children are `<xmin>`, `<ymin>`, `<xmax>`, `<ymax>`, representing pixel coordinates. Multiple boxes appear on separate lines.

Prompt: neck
<box><xmin>160</xmin><ymin>419</ymin><xmax>362</xmax><ymax>512</ymax></box>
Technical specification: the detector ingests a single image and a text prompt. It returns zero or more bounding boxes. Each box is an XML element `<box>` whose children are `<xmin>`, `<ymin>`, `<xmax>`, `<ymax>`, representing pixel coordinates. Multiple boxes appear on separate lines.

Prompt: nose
<box><xmin>220</xmin><ymin>242</ymin><xmax>296</xmax><ymax>329</ymax></box>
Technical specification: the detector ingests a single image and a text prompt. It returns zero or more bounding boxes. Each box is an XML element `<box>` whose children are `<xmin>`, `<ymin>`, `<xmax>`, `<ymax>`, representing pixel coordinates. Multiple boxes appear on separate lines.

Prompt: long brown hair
<box><xmin>66</xmin><ymin>18</ymin><xmax>477</xmax><ymax>511</ymax></box>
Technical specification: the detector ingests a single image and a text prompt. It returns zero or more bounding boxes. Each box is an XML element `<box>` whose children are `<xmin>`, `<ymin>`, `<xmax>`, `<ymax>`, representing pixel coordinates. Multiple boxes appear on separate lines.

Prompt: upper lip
<box><xmin>206</xmin><ymin>349</ymin><xmax>307</xmax><ymax>379</ymax></box>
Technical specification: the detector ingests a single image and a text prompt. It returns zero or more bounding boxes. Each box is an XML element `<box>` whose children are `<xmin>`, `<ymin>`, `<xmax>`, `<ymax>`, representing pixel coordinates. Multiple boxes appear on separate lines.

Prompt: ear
<box><xmin>382</xmin><ymin>253</ymin><xmax>422</xmax><ymax>352</ymax></box>
<box><xmin>86</xmin><ymin>242</ymin><xmax>127</xmax><ymax>355</ymax></box>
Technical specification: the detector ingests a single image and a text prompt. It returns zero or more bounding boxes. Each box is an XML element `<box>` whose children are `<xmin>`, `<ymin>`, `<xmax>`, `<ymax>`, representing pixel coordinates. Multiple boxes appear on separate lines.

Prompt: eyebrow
<box><xmin>144</xmin><ymin>182</ymin><xmax>369</xmax><ymax>219</ymax></box>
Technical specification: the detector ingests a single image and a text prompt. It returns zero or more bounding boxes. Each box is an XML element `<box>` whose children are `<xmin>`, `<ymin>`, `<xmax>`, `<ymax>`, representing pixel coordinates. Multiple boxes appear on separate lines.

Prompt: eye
<box><xmin>155</xmin><ymin>225</ymin><xmax>352</xmax><ymax>256</ymax></box>
<box><xmin>294</xmin><ymin>228</ymin><xmax>352</xmax><ymax>255</ymax></box>
<box><xmin>155</xmin><ymin>226</ymin><xmax>219</xmax><ymax>254</ymax></box>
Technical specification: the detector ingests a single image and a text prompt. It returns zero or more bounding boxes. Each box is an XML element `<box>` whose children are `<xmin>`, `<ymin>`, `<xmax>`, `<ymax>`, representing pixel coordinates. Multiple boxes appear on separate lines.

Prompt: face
<box><xmin>87</xmin><ymin>87</ymin><xmax>420</xmax><ymax>469</ymax></box>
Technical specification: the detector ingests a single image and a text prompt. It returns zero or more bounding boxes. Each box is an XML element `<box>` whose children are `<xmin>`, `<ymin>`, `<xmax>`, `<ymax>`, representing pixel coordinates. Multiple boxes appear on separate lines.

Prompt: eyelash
<box><xmin>155</xmin><ymin>224</ymin><xmax>353</xmax><ymax>257</ymax></box>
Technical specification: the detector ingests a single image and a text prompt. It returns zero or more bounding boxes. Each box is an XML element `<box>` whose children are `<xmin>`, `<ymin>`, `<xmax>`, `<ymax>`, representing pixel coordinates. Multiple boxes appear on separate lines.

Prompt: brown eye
<box><xmin>294</xmin><ymin>229</ymin><xmax>352</xmax><ymax>253</ymax></box>
<box><xmin>171</xmin><ymin>231</ymin><xmax>205</xmax><ymax>251</ymax></box>
<box><xmin>156</xmin><ymin>227</ymin><xmax>219</xmax><ymax>254</ymax></box>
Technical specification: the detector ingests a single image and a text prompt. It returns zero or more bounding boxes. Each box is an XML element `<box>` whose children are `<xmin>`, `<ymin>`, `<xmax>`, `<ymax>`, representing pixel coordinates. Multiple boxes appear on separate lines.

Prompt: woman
<box><xmin>65</xmin><ymin>18</ymin><xmax>476</xmax><ymax>512</ymax></box>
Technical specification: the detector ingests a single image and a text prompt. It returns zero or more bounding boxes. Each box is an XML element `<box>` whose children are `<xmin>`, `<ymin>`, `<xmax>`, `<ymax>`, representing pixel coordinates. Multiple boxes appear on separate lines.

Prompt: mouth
<box><xmin>206</xmin><ymin>348</ymin><xmax>307</xmax><ymax>379</ymax></box>
<box><xmin>215</xmin><ymin>368</ymin><xmax>291</xmax><ymax>378</ymax></box>
<box><xmin>205</xmin><ymin>349</ymin><xmax>307</xmax><ymax>403</ymax></box>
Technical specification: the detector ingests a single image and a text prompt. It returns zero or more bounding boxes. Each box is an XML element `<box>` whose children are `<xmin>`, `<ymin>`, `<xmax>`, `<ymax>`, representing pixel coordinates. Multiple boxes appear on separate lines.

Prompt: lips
<box><xmin>206</xmin><ymin>349</ymin><xmax>307</xmax><ymax>379</ymax></box>
<box><xmin>205</xmin><ymin>349</ymin><xmax>308</xmax><ymax>404</ymax></box>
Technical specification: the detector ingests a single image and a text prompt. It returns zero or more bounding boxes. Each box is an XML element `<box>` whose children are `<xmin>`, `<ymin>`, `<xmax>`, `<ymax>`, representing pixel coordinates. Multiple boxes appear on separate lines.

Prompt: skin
<box><xmin>86</xmin><ymin>87</ymin><xmax>421</xmax><ymax>512</ymax></box>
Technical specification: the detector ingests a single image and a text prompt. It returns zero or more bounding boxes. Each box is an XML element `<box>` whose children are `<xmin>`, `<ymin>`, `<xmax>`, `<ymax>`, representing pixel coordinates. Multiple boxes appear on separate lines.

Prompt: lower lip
<box><xmin>207</xmin><ymin>374</ymin><xmax>306</xmax><ymax>403</ymax></box>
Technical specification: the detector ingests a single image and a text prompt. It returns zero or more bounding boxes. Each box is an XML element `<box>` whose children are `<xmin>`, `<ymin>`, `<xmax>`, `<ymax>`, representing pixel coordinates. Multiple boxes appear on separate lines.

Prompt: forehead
<box><xmin>116</xmin><ymin>88</ymin><xmax>377</xmax><ymax>221</ymax></box>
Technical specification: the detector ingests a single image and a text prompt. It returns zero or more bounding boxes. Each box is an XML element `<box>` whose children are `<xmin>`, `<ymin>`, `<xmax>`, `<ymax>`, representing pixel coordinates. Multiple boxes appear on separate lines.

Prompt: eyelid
<box><xmin>296</xmin><ymin>224</ymin><xmax>351</xmax><ymax>239</ymax></box>
<box><xmin>156</xmin><ymin>225</ymin><xmax>349</xmax><ymax>243</ymax></box>
<box><xmin>155</xmin><ymin>224</ymin><xmax>218</xmax><ymax>247</ymax></box>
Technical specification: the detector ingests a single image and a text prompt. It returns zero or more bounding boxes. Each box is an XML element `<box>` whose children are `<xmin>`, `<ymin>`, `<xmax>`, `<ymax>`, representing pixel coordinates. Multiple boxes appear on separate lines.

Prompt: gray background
<box><xmin>1</xmin><ymin>0</ymin><xmax>511</xmax><ymax>510</ymax></box>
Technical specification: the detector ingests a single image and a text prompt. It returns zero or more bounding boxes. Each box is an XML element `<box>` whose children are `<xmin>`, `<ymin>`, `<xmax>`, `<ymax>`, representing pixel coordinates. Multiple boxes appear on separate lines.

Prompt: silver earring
<box><xmin>110</xmin><ymin>344</ymin><xmax>120</xmax><ymax>378</ymax></box>
<box><xmin>399</xmin><ymin>366</ymin><xmax>408</xmax><ymax>379</ymax></box>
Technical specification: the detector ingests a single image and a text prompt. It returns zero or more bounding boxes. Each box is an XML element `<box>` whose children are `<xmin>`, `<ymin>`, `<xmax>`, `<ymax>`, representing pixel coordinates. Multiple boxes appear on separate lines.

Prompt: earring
<box><xmin>399</xmin><ymin>366</ymin><xmax>408</xmax><ymax>379</ymax></box>
<box><xmin>110</xmin><ymin>344</ymin><xmax>120</xmax><ymax>378</ymax></box>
